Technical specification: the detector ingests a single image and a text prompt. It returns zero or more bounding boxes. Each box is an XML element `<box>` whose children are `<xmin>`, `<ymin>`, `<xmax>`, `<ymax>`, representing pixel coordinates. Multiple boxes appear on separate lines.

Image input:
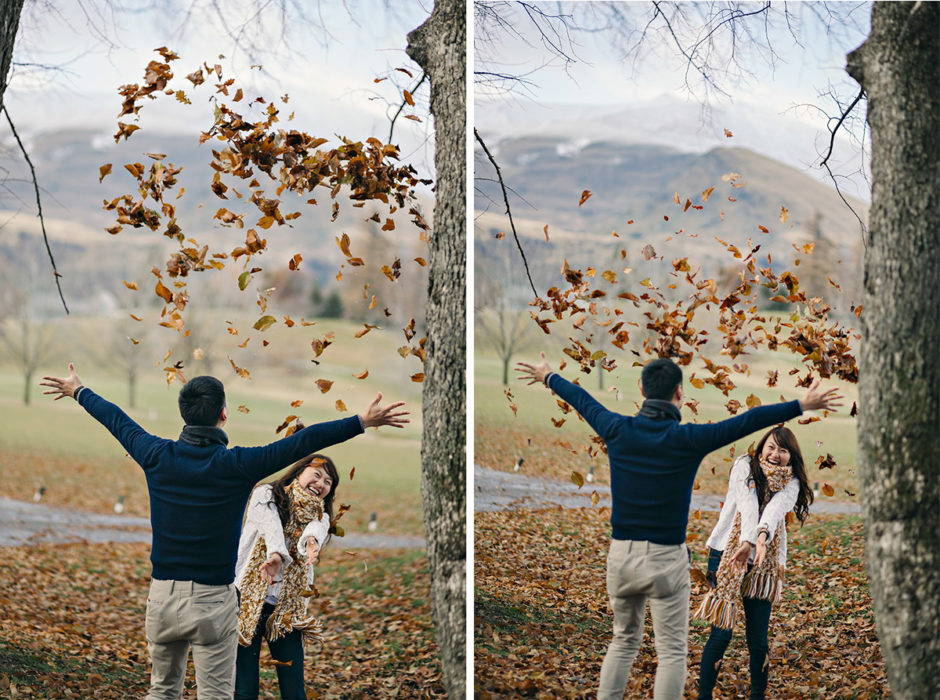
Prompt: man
<box><xmin>516</xmin><ymin>354</ymin><xmax>841</xmax><ymax>700</ymax></box>
<box><xmin>41</xmin><ymin>364</ymin><xmax>408</xmax><ymax>700</ymax></box>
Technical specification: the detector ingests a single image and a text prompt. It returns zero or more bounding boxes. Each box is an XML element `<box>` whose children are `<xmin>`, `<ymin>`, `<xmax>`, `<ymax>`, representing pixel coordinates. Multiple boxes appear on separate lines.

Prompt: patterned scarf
<box><xmin>237</xmin><ymin>479</ymin><xmax>325</xmax><ymax>645</ymax></box>
<box><xmin>694</xmin><ymin>458</ymin><xmax>792</xmax><ymax>630</ymax></box>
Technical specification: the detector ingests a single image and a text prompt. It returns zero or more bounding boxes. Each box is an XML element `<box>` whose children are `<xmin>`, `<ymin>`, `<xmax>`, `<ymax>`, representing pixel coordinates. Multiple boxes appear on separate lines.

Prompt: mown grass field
<box><xmin>0</xmin><ymin>316</ymin><xmax>426</xmax><ymax>536</ymax></box>
<box><xmin>475</xmin><ymin>340</ymin><xmax>860</xmax><ymax>502</ymax></box>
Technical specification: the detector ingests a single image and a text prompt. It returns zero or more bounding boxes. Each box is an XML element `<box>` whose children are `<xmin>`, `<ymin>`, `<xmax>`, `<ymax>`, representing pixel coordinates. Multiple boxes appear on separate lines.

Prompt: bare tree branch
<box><xmin>388</xmin><ymin>71</ymin><xmax>426</xmax><ymax>144</ymax></box>
<box><xmin>473</xmin><ymin>127</ymin><xmax>537</xmax><ymax>298</ymax></box>
<box><xmin>2</xmin><ymin>104</ymin><xmax>68</xmax><ymax>314</ymax></box>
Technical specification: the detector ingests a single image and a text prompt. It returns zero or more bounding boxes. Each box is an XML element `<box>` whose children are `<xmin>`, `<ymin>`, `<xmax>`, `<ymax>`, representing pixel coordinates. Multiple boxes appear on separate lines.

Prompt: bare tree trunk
<box><xmin>0</xmin><ymin>0</ymin><xmax>24</xmax><ymax>111</ymax></box>
<box><xmin>847</xmin><ymin>3</ymin><xmax>940</xmax><ymax>696</ymax></box>
<box><xmin>407</xmin><ymin>1</ymin><xmax>466</xmax><ymax>697</ymax></box>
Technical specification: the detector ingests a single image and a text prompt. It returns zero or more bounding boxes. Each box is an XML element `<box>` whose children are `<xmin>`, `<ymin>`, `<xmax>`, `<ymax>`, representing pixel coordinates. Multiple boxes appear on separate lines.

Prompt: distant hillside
<box><xmin>475</xmin><ymin>137</ymin><xmax>867</xmax><ymax>312</ymax></box>
<box><xmin>0</xmin><ymin>128</ymin><xmax>431</xmax><ymax>315</ymax></box>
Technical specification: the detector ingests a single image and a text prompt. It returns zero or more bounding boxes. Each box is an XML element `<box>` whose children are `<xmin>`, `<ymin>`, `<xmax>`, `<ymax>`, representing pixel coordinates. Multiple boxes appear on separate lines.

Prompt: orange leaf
<box><xmin>129</xmin><ymin>314</ymin><xmax>143</xmax><ymax>322</ymax></box>
<box><xmin>237</xmin><ymin>405</ymin><xmax>250</xmax><ymax>414</ymax></box>
<box><xmin>571</xmin><ymin>471</ymin><xmax>584</xmax><ymax>489</ymax></box>
<box><xmin>701</xmin><ymin>187</ymin><xmax>715</xmax><ymax>202</ymax></box>
<box><xmin>155</xmin><ymin>281</ymin><xmax>173</xmax><ymax>303</ymax></box>
<box><xmin>99</xmin><ymin>163</ymin><xmax>113</xmax><ymax>182</ymax></box>
<box><xmin>354</xmin><ymin>370</ymin><xmax>369</xmax><ymax>380</ymax></box>
<box><xmin>335</xmin><ymin>400</ymin><xmax>347</xmax><ymax>412</ymax></box>
<box><xmin>403</xmin><ymin>89</ymin><xmax>415</xmax><ymax>106</ymax></box>
<box><xmin>316</xmin><ymin>379</ymin><xmax>334</xmax><ymax>393</ymax></box>
<box><xmin>779</xmin><ymin>206</ymin><xmax>790</xmax><ymax>223</ymax></box>
<box><xmin>822</xmin><ymin>483</ymin><xmax>835</xmax><ymax>497</ymax></box>
<box><xmin>724</xmin><ymin>128</ymin><xmax>733</xmax><ymax>138</ymax></box>
<box><xmin>414</xmin><ymin>257</ymin><xmax>427</xmax><ymax>266</ymax></box>
<box><xmin>578</xmin><ymin>190</ymin><xmax>592</xmax><ymax>206</ymax></box>
<box><xmin>290</xmin><ymin>400</ymin><xmax>304</xmax><ymax>407</ymax></box>
<box><xmin>123</xmin><ymin>280</ymin><xmax>138</xmax><ymax>290</ymax></box>
<box><xmin>411</xmin><ymin>373</ymin><xmax>424</xmax><ymax>383</ymax></box>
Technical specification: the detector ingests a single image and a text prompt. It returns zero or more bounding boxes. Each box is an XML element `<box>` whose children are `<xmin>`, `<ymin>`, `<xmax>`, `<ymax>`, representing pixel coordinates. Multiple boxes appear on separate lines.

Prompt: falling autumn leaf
<box><xmin>237</xmin><ymin>405</ymin><xmax>250</xmax><ymax>414</ymax></box>
<box><xmin>578</xmin><ymin>190</ymin><xmax>592</xmax><ymax>206</ymax></box>
<box><xmin>354</xmin><ymin>370</ymin><xmax>369</xmax><ymax>380</ymax></box>
<box><xmin>780</xmin><ymin>206</ymin><xmax>790</xmax><ymax>223</ymax></box>
<box><xmin>335</xmin><ymin>400</ymin><xmax>347</xmax><ymax>412</ymax></box>
<box><xmin>822</xmin><ymin>483</ymin><xmax>835</xmax><ymax>497</ymax></box>
<box><xmin>570</xmin><ymin>471</ymin><xmax>584</xmax><ymax>489</ymax></box>
<box><xmin>253</xmin><ymin>315</ymin><xmax>276</xmax><ymax>331</ymax></box>
<box><xmin>316</xmin><ymin>379</ymin><xmax>334</xmax><ymax>393</ymax></box>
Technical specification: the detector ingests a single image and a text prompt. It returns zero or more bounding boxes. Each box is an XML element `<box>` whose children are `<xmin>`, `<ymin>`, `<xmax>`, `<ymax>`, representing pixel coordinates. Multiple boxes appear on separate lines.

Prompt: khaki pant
<box><xmin>145</xmin><ymin>579</ymin><xmax>238</xmax><ymax>700</ymax></box>
<box><xmin>597</xmin><ymin>539</ymin><xmax>690</xmax><ymax>700</ymax></box>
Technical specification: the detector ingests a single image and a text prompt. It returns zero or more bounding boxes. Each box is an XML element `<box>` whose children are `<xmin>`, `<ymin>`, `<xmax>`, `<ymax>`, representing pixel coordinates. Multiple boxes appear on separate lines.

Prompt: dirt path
<box><xmin>474</xmin><ymin>465</ymin><xmax>861</xmax><ymax>515</ymax></box>
<box><xmin>0</xmin><ymin>496</ymin><xmax>425</xmax><ymax>550</ymax></box>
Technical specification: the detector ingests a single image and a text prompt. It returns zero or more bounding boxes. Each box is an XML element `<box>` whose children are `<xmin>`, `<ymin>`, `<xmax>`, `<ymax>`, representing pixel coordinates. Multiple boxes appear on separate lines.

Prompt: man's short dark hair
<box><xmin>178</xmin><ymin>376</ymin><xmax>226</xmax><ymax>426</ymax></box>
<box><xmin>641</xmin><ymin>358</ymin><xmax>683</xmax><ymax>401</ymax></box>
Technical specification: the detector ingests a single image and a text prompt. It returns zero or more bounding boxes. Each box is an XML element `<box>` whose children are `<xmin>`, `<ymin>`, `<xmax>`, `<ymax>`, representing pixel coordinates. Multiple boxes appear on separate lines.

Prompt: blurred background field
<box><xmin>475</xmin><ymin>333</ymin><xmax>860</xmax><ymax>505</ymax></box>
<box><xmin>0</xmin><ymin>314</ymin><xmax>426</xmax><ymax>538</ymax></box>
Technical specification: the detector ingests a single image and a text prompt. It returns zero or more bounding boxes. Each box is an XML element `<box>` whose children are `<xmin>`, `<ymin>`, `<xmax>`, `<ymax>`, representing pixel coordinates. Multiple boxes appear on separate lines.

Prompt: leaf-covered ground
<box><xmin>475</xmin><ymin>507</ymin><xmax>886</xmax><ymax>698</ymax></box>
<box><xmin>0</xmin><ymin>542</ymin><xmax>443</xmax><ymax>698</ymax></box>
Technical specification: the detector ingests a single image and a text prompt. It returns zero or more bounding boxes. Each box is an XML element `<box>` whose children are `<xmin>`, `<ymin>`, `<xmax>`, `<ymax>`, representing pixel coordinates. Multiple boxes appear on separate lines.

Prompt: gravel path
<box><xmin>0</xmin><ymin>496</ymin><xmax>425</xmax><ymax>550</ymax></box>
<box><xmin>474</xmin><ymin>465</ymin><xmax>861</xmax><ymax>515</ymax></box>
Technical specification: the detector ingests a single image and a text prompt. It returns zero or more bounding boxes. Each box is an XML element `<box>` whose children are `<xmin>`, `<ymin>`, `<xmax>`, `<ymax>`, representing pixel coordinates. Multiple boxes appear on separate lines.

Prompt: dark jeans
<box><xmin>698</xmin><ymin>549</ymin><xmax>772</xmax><ymax>700</ymax></box>
<box><xmin>234</xmin><ymin>602</ymin><xmax>306</xmax><ymax>700</ymax></box>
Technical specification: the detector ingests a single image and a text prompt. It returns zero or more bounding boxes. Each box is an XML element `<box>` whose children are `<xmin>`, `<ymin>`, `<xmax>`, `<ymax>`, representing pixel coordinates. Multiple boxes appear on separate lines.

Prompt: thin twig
<box><xmin>3</xmin><ymin>105</ymin><xmax>69</xmax><ymax>314</ymax></box>
<box><xmin>388</xmin><ymin>72</ymin><xmax>427</xmax><ymax>144</ymax></box>
<box><xmin>818</xmin><ymin>86</ymin><xmax>868</xmax><ymax>244</ymax></box>
<box><xmin>820</xmin><ymin>86</ymin><xmax>865</xmax><ymax>168</ymax></box>
<box><xmin>473</xmin><ymin>128</ymin><xmax>538</xmax><ymax>298</ymax></box>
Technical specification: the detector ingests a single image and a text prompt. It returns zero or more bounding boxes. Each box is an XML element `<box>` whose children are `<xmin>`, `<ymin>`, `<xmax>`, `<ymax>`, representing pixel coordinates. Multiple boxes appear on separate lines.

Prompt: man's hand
<box><xmin>40</xmin><ymin>363</ymin><xmax>84</xmax><ymax>401</ymax></box>
<box><xmin>516</xmin><ymin>352</ymin><xmax>553</xmax><ymax>386</ymax></box>
<box><xmin>306</xmin><ymin>538</ymin><xmax>320</xmax><ymax>567</ymax></box>
<box><xmin>800</xmin><ymin>379</ymin><xmax>844</xmax><ymax>412</ymax></box>
<box><xmin>259</xmin><ymin>552</ymin><xmax>283</xmax><ymax>585</ymax></box>
<box><xmin>360</xmin><ymin>393</ymin><xmax>410</xmax><ymax>429</ymax></box>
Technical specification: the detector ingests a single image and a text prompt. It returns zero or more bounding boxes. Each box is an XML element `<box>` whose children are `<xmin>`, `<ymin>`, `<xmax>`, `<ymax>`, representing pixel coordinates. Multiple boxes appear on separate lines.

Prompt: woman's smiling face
<box><xmin>760</xmin><ymin>434</ymin><xmax>791</xmax><ymax>468</ymax></box>
<box><xmin>297</xmin><ymin>463</ymin><xmax>333</xmax><ymax>499</ymax></box>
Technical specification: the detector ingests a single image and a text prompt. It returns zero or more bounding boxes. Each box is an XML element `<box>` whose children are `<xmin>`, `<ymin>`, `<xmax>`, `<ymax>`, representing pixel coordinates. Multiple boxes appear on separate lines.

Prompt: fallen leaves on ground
<box><xmin>475</xmin><ymin>508</ymin><xmax>887</xmax><ymax>698</ymax></box>
<box><xmin>0</xmin><ymin>543</ymin><xmax>443</xmax><ymax>698</ymax></box>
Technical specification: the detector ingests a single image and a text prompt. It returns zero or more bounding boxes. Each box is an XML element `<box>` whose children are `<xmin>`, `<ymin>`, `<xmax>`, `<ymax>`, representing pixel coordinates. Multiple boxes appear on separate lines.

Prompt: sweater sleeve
<box><xmin>232</xmin><ymin>416</ymin><xmax>365</xmax><ymax>483</ymax></box>
<box><xmin>546</xmin><ymin>373</ymin><xmax>621</xmax><ymax>441</ymax></box>
<box><xmin>757</xmin><ymin>477</ymin><xmax>800</xmax><ymax>544</ymax></box>
<box><xmin>297</xmin><ymin>513</ymin><xmax>330</xmax><ymax>559</ymax></box>
<box><xmin>733</xmin><ymin>458</ymin><xmax>761</xmax><ymax>544</ymax></box>
<box><xmin>690</xmin><ymin>400</ymin><xmax>803</xmax><ymax>455</ymax></box>
<box><xmin>246</xmin><ymin>485</ymin><xmax>292</xmax><ymax>567</ymax></box>
<box><xmin>76</xmin><ymin>388</ymin><xmax>165</xmax><ymax>469</ymax></box>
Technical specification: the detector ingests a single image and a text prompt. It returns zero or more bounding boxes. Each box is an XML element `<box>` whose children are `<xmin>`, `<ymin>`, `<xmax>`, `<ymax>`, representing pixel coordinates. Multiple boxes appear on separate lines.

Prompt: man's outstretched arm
<box><xmin>694</xmin><ymin>379</ymin><xmax>844</xmax><ymax>454</ymax></box>
<box><xmin>236</xmin><ymin>393</ymin><xmax>410</xmax><ymax>482</ymax></box>
<box><xmin>516</xmin><ymin>353</ymin><xmax>620</xmax><ymax>440</ymax></box>
<box><xmin>41</xmin><ymin>363</ymin><xmax>164</xmax><ymax>466</ymax></box>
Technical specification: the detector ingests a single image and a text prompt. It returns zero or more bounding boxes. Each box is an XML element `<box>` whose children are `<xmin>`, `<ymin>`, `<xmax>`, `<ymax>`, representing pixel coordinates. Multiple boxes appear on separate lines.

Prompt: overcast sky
<box><xmin>474</xmin><ymin>1</ymin><xmax>872</xmax><ymax>199</ymax></box>
<box><xmin>5</xmin><ymin>0</ymin><xmax>434</xmax><ymax>167</ymax></box>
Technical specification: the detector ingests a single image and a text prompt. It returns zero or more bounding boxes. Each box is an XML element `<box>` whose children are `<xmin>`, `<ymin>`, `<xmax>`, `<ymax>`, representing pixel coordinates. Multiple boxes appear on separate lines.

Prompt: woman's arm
<box><xmin>298</xmin><ymin>514</ymin><xmax>330</xmax><ymax>566</ymax></box>
<box><xmin>756</xmin><ymin>477</ymin><xmax>800</xmax><ymax>543</ymax></box>
<box><xmin>246</xmin><ymin>485</ymin><xmax>292</xmax><ymax>567</ymax></box>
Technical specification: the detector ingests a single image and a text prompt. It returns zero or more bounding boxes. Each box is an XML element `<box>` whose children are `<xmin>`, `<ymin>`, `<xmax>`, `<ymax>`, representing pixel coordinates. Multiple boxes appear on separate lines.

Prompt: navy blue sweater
<box><xmin>546</xmin><ymin>373</ymin><xmax>803</xmax><ymax>545</ymax></box>
<box><xmin>77</xmin><ymin>388</ymin><xmax>364</xmax><ymax>584</ymax></box>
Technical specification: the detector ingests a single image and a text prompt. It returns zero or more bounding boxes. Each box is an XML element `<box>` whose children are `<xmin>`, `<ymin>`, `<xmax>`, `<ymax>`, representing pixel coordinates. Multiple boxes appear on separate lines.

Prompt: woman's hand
<box><xmin>754</xmin><ymin>533</ymin><xmax>769</xmax><ymax>568</ymax></box>
<box><xmin>259</xmin><ymin>552</ymin><xmax>283</xmax><ymax>585</ymax></box>
<box><xmin>730</xmin><ymin>541</ymin><xmax>752</xmax><ymax>572</ymax></box>
<box><xmin>306</xmin><ymin>538</ymin><xmax>320</xmax><ymax>567</ymax></box>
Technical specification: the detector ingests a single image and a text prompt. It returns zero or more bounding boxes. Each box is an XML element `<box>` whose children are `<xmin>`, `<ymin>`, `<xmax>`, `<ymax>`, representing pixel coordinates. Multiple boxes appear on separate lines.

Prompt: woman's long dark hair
<box><xmin>267</xmin><ymin>453</ymin><xmax>340</xmax><ymax>535</ymax></box>
<box><xmin>749</xmin><ymin>426</ymin><xmax>813</xmax><ymax>524</ymax></box>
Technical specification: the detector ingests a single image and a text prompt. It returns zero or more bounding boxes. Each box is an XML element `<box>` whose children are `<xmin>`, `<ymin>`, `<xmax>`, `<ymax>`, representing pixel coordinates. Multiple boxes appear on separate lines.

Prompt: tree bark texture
<box><xmin>0</xmin><ymin>0</ymin><xmax>24</xmax><ymax>111</ymax></box>
<box><xmin>846</xmin><ymin>3</ymin><xmax>940</xmax><ymax>697</ymax></box>
<box><xmin>406</xmin><ymin>1</ymin><xmax>466</xmax><ymax>697</ymax></box>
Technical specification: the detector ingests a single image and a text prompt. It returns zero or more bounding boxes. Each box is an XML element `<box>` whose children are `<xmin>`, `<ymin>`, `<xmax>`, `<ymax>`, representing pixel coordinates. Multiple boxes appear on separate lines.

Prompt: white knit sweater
<box><xmin>705</xmin><ymin>455</ymin><xmax>799</xmax><ymax>568</ymax></box>
<box><xmin>234</xmin><ymin>484</ymin><xmax>330</xmax><ymax>604</ymax></box>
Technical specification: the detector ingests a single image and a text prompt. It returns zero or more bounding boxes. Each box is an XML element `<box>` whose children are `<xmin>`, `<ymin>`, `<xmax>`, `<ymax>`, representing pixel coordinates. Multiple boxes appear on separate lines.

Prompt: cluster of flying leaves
<box><xmin>474</xmin><ymin>507</ymin><xmax>887</xmax><ymax>699</ymax></box>
<box><xmin>0</xmin><ymin>541</ymin><xmax>444</xmax><ymax>698</ymax></box>
<box><xmin>515</xmin><ymin>170</ymin><xmax>860</xmax><ymax>476</ymax></box>
<box><xmin>101</xmin><ymin>48</ymin><xmax>430</xmax><ymax>427</ymax></box>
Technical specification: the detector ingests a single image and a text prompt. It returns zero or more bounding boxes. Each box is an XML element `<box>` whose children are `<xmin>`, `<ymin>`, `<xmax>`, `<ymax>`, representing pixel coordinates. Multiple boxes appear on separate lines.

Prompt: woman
<box><xmin>694</xmin><ymin>426</ymin><xmax>813</xmax><ymax>699</ymax></box>
<box><xmin>234</xmin><ymin>453</ymin><xmax>340</xmax><ymax>700</ymax></box>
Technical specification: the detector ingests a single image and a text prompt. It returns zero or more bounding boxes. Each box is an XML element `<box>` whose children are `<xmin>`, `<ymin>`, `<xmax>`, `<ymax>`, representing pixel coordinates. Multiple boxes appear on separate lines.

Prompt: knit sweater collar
<box><xmin>637</xmin><ymin>398</ymin><xmax>681</xmax><ymax>422</ymax></box>
<box><xmin>179</xmin><ymin>425</ymin><xmax>229</xmax><ymax>447</ymax></box>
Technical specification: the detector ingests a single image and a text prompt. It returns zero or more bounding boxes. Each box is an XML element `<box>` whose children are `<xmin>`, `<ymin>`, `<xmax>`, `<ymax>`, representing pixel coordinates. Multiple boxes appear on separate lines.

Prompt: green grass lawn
<box><xmin>475</xmin><ymin>342</ymin><xmax>861</xmax><ymax>500</ymax></box>
<box><xmin>0</xmin><ymin>315</ymin><xmax>426</xmax><ymax>536</ymax></box>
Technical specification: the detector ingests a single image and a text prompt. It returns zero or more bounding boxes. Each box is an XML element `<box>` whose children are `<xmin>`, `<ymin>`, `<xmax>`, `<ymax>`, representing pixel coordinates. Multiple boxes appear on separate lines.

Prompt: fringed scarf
<box><xmin>237</xmin><ymin>479</ymin><xmax>325</xmax><ymax>646</ymax></box>
<box><xmin>694</xmin><ymin>458</ymin><xmax>791</xmax><ymax>630</ymax></box>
